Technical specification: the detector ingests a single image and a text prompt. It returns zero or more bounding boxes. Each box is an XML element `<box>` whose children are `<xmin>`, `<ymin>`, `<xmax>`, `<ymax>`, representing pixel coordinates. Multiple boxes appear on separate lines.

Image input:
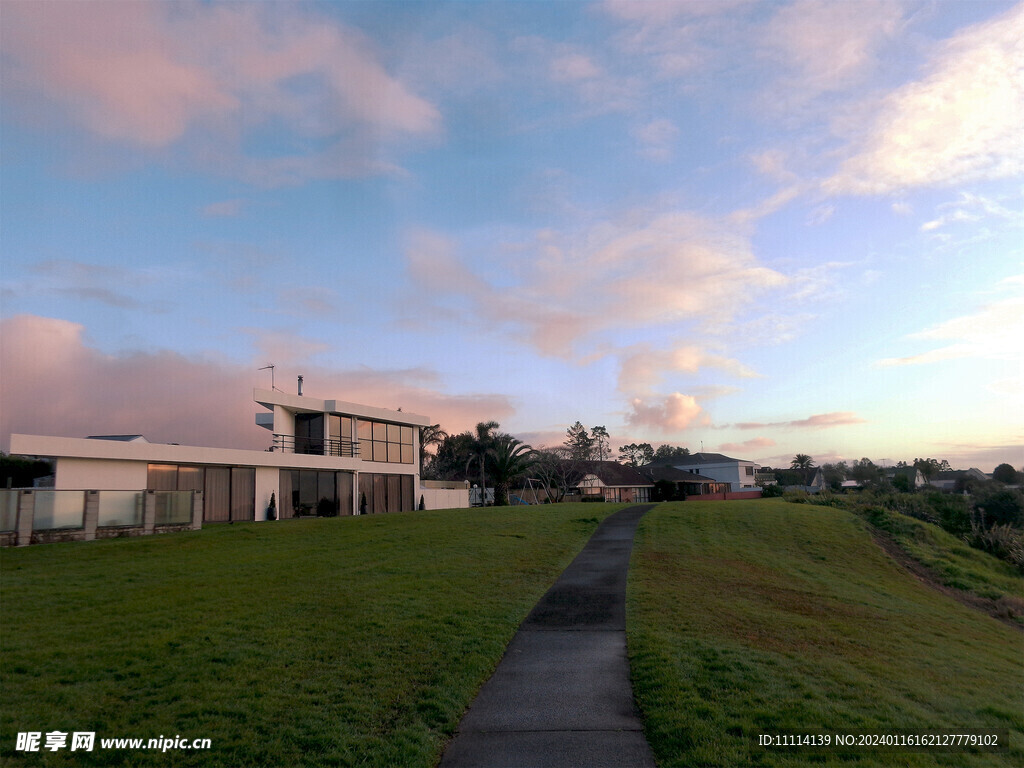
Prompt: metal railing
<box><xmin>271</xmin><ymin>434</ymin><xmax>360</xmax><ymax>458</ymax></box>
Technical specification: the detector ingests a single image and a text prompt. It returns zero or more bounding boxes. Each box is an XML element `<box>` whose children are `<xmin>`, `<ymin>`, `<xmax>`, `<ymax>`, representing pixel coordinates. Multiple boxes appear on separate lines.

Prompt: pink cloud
<box><xmin>2</xmin><ymin>1</ymin><xmax>439</xmax><ymax>181</ymax></box>
<box><xmin>0</xmin><ymin>315</ymin><xmax>513</xmax><ymax>452</ymax></box>
<box><xmin>626</xmin><ymin>393</ymin><xmax>705</xmax><ymax>432</ymax></box>
<box><xmin>719</xmin><ymin>437</ymin><xmax>776</xmax><ymax>453</ymax></box>
<box><xmin>736</xmin><ymin>412</ymin><xmax>866</xmax><ymax>429</ymax></box>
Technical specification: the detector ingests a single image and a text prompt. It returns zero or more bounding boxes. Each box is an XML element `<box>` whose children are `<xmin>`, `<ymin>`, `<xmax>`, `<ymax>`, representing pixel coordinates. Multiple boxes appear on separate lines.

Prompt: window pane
<box><xmin>401</xmin><ymin>444</ymin><xmax>414</xmax><ymax>464</ymax></box>
<box><xmin>388</xmin><ymin>442</ymin><xmax>401</xmax><ymax>463</ymax></box>
<box><xmin>298</xmin><ymin>470</ymin><xmax>317</xmax><ymax>516</ymax></box>
<box><xmin>373</xmin><ymin>441</ymin><xmax>388</xmax><ymax>462</ymax></box>
<box><xmin>373</xmin><ymin>475</ymin><xmax>386</xmax><ymax>514</ymax></box>
<box><xmin>32</xmin><ymin>491</ymin><xmax>85</xmax><ymax>530</ymax></box>
<box><xmin>387</xmin><ymin>475</ymin><xmax>401</xmax><ymax>513</ymax></box>
<box><xmin>373</xmin><ymin>422</ymin><xmax>386</xmax><ymax>441</ymax></box>
<box><xmin>401</xmin><ymin>426</ymin><xmax>413</xmax><ymax>444</ymax></box>
<box><xmin>0</xmin><ymin>490</ymin><xmax>17</xmax><ymax>532</ymax></box>
<box><xmin>357</xmin><ymin>420</ymin><xmax>372</xmax><ymax>440</ymax></box>
<box><xmin>147</xmin><ymin>464</ymin><xmax>177</xmax><ymax>491</ymax></box>
<box><xmin>317</xmin><ymin>472</ymin><xmax>337</xmax><ymax>516</ymax></box>
<box><xmin>387</xmin><ymin>424</ymin><xmax>400</xmax><ymax>443</ymax></box>
<box><xmin>358</xmin><ymin>473</ymin><xmax>373</xmax><ymax>514</ymax></box>
<box><xmin>231</xmin><ymin>467</ymin><xmax>255</xmax><ymax>521</ymax></box>
<box><xmin>401</xmin><ymin>475</ymin><xmax>414</xmax><ymax>512</ymax></box>
<box><xmin>98</xmin><ymin>491</ymin><xmax>144</xmax><ymax>527</ymax></box>
<box><xmin>156</xmin><ymin>491</ymin><xmax>192</xmax><ymax>525</ymax></box>
<box><xmin>177</xmin><ymin>466</ymin><xmax>204</xmax><ymax>492</ymax></box>
<box><xmin>279</xmin><ymin>469</ymin><xmax>295</xmax><ymax>519</ymax></box>
<box><xmin>329</xmin><ymin>414</ymin><xmax>341</xmax><ymax>440</ymax></box>
<box><xmin>338</xmin><ymin>473</ymin><xmax>354</xmax><ymax>515</ymax></box>
<box><xmin>204</xmin><ymin>467</ymin><xmax>231</xmax><ymax>522</ymax></box>
<box><xmin>339</xmin><ymin>417</ymin><xmax>352</xmax><ymax>439</ymax></box>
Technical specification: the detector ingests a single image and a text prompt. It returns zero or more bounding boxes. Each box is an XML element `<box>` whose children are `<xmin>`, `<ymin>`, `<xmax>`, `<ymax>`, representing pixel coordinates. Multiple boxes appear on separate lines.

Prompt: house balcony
<box><xmin>271</xmin><ymin>434</ymin><xmax>360</xmax><ymax>458</ymax></box>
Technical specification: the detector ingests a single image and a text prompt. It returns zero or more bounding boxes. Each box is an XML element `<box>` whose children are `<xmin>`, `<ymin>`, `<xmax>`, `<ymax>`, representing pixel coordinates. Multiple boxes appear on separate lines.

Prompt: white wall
<box><xmin>55</xmin><ymin>458</ymin><xmax>147</xmax><ymax>490</ymax></box>
<box><xmin>255</xmin><ymin>466</ymin><xmax>279</xmax><ymax>521</ymax></box>
<box><xmin>420</xmin><ymin>487</ymin><xmax>470</xmax><ymax>510</ymax></box>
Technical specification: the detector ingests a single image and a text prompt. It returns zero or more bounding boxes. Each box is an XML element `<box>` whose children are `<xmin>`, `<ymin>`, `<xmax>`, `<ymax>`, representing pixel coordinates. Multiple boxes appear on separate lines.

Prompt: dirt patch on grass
<box><xmin>871</xmin><ymin>531</ymin><xmax>1024</xmax><ymax>632</ymax></box>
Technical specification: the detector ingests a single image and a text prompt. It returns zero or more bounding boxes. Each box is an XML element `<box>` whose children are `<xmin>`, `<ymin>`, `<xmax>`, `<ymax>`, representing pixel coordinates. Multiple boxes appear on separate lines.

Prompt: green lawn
<box><xmin>1</xmin><ymin>503</ymin><xmax>623</xmax><ymax>767</ymax></box>
<box><xmin>628</xmin><ymin>500</ymin><xmax>1024</xmax><ymax>767</ymax></box>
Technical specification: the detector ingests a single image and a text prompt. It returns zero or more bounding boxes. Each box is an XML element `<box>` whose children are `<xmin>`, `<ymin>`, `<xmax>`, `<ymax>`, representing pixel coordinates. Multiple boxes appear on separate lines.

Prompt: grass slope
<box><xmin>628</xmin><ymin>500</ymin><xmax>1023</xmax><ymax>767</ymax></box>
<box><xmin>1</xmin><ymin>504</ymin><xmax>622</xmax><ymax>767</ymax></box>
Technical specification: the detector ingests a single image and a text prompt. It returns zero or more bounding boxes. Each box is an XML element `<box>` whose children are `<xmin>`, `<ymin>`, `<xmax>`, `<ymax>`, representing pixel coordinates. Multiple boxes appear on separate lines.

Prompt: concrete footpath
<box><xmin>439</xmin><ymin>505</ymin><xmax>657</xmax><ymax>768</ymax></box>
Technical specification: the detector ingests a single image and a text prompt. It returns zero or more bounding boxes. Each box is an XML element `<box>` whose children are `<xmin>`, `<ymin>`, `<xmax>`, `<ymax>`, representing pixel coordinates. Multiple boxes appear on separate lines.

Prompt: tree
<box><xmin>851</xmin><ymin>457</ymin><xmax>882</xmax><ymax>487</ymax></box>
<box><xmin>470</xmin><ymin>421</ymin><xmax>500</xmax><ymax>505</ymax></box>
<box><xmin>489</xmin><ymin>434</ymin><xmax>536</xmax><ymax>506</ymax></box>
<box><xmin>564</xmin><ymin>421</ymin><xmax>594</xmax><ymax>461</ymax></box>
<box><xmin>821</xmin><ymin>461</ymin><xmax>848</xmax><ymax>491</ymax></box>
<box><xmin>618</xmin><ymin>443</ymin><xmax>655</xmax><ymax>467</ymax></box>
<box><xmin>993</xmin><ymin>463</ymin><xmax>1021</xmax><ymax>484</ymax></box>
<box><xmin>533</xmin><ymin>446</ymin><xmax>584</xmax><ymax>503</ymax></box>
<box><xmin>428</xmin><ymin>432</ymin><xmax>477</xmax><ymax>481</ymax></box>
<box><xmin>419</xmin><ymin>424</ymin><xmax>448</xmax><ymax>477</ymax></box>
<box><xmin>913</xmin><ymin>458</ymin><xmax>943</xmax><ymax>481</ymax></box>
<box><xmin>791</xmin><ymin>454</ymin><xmax>815</xmax><ymax>485</ymax></box>
<box><xmin>653</xmin><ymin>444</ymin><xmax>690</xmax><ymax>462</ymax></box>
<box><xmin>590</xmin><ymin>426</ymin><xmax>610</xmax><ymax>463</ymax></box>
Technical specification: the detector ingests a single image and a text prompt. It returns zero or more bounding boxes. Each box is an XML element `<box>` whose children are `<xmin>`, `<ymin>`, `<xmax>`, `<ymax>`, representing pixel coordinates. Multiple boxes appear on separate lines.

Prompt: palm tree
<box><xmin>419</xmin><ymin>424</ymin><xmax>448</xmax><ymax>477</ymax></box>
<box><xmin>791</xmin><ymin>453</ymin><xmax>815</xmax><ymax>484</ymax></box>
<box><xmin>489</xmin><ymin>434</ymin><xmax>536</xmax><ymax>506</ymax></box>
<box><xmin>470</xmin><ymin>421</ymin><xmax>500</xmax><ymax>506</ymax></box>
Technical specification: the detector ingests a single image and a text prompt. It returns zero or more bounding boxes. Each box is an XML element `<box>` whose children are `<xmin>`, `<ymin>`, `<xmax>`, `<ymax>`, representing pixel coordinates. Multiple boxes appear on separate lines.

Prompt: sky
<box><xmin>1</xmin><ymin>0</ymin><xmax>1022</xmax><ymax>472</ymax></box>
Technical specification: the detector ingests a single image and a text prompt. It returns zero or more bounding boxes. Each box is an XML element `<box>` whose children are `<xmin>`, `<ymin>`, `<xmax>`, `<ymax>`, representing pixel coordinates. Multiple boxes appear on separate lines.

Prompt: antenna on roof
<box><xmin>258</xmin><ymin>364</ymin><xmax>277</xmax><ymax>391</ymax></box>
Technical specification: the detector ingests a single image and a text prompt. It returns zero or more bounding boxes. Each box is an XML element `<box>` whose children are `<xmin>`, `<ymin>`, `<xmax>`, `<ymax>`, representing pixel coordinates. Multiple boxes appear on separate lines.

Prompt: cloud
<box><xmin>617</xmin><ymin>342</ymin><xmax>759</xmax><ymax>394</ymax></box>
<box><xmin>735</xmin><ymin>412</ymin><xmax>867</xmax><ymax>429</ymax></box>
<box><xmin>550</xmin><ymin>53</ymin><xmax>602</xmax><ymax>83</ymax></box>
<box><xmin>22</xmin><ymin>259</ymin><xmax>179</xmax><ymax>310</ymax></box>
<box><xmin>0</xmin><ymin>315</ymin><xmax>514</xmax><ymax>452</ymax></box>
<box><xmin>824</xmin><ymin>3</ymin><xmax>1024</xmax><ymax>195</ymax></box>
<box><xmin>919</xmin><ymin>191</ymin><xmax>1024</xmax><ymax>234</ymax></box>
<box><xmin>719</xmin><ymin>436</ymin><xmax>776</xmax><ymax>453</ymax></box>
<box><xmin>202</xmin><ymin>199</ymin><xmax>245</xmax><ymax>218</ymax></box>
<box><xmin>626</xmin><ymin>393</ymin><xmax>706</xmax><ymax>432</ymax></box>
<box><xmin>875</xmin><ymin>275</ymin><xmax>1024</xmax><ymax>367</ymax></box>
<box><xmin>408</xmin><ymin>210</ymin><xmax>788</xmax><ymax>359</ymax></box>
<box><xmin>761</xmin><ymin>0</ymin><xmax>902</xmax><ymax>101</ymax></box>
<box><xmin>631</xmin><ymin>118</ymin><xmax>680</xmax><ymax>161</ymax></box>
<box><xmin>1</xmin><ymin>1</ymin><xmax>439</xmax><ymax>183</ymax></box>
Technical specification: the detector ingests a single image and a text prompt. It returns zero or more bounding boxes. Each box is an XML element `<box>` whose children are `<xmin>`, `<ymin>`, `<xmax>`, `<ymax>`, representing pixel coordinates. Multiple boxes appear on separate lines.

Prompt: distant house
<box><xmin>886</xmin><ymin>466</ymin><xmax>927</xmax><ymax>490</ymax></box>
<box><xmin>930</xmin><ymin>468</ymin><xmax>988</xmax><ymax>492</ymax></box>
<box><xmin>643</xmin><ymin>464</ymin><xmax>729</xmax><ymax>497</ymax></box>
<box><xmin>576</xmin><ymin>461</ymin><xmax>654</xmax><ymax>503</ymax></box>
<box><xmin>656</xmin><ymin>452</ymin><xmax>759</xmax><ymax>492</ymax></box>
<box><xmin>754</xmin><ymin>468</ymin><xmax>778</xmax><ymax>487</ymax></box>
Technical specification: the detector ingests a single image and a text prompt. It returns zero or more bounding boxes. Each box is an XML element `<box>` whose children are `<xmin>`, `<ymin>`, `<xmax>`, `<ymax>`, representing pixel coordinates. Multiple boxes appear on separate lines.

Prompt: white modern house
<box><xmin>5</xmin><ymin>389</ymin><xmax>465</xmax><ymax>545</ymax></box>
<box><xmin>662</xmin><ymin>452</ymin><xmax>760</xmax><ymax>492</ymax></box>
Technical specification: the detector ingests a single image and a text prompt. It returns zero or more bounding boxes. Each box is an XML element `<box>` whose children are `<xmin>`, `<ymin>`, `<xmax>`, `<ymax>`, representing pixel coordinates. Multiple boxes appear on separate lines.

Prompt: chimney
<box><xmin>297</xmin><ymin>375</ymin><xmax>304</xmax><ymax>396</ymax></box>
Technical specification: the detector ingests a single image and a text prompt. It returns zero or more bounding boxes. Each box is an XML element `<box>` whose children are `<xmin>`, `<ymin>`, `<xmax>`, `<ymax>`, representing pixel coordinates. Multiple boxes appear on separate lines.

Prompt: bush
<box><xmin>759</xmin><ymin>484</ymin><xmax>784</xmax><ymax>498</ymax></box>
<box><xmin>972</xmin><ymin>488</ymin><xmax>1024</xmax><ymax>528</ymax></box>
<box><xmin>966</xmin><ymin>523</ymin><xmax>1024</xmax><ymax>574</ymax></box>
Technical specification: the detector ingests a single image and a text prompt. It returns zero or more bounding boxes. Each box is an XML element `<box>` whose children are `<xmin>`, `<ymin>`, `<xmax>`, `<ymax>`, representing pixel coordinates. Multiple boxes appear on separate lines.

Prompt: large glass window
<box><xmin>283</xmin><ymin>469</ymin><xmax>352</xmax><ymax>517</ymax></box>
<box><xmin>354</xmin><ymin>419</ymin><xmax>415</xmax><ymax>464</ymax></box>
<box><xmin>357</xmin><ymin>473</ymin><xmax>416</xmax><ymax>514</ymax></box>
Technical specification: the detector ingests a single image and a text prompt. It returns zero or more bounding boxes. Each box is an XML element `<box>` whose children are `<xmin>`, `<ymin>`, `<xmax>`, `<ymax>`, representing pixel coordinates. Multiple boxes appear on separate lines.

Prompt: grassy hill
<box><xmin>3</xmin><ymin>500</ymin><xmax>1021</xmax><ymax>767</ymax></box>
<box><xmin>1</xmin><ymin>504</ymin><xmax>623</xmax><ymax>767</ymax></box>
<box><xmin>628</xmin><ymin>500</ymin><xmax>1023</xmax><ymax>767</ymax></box>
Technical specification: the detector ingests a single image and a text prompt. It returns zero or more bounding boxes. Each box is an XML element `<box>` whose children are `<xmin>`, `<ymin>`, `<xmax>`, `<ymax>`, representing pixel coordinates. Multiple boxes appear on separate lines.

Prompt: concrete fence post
<box><xmin>16</xmin><ymin>490</ymin><xmax>34</xmax><ymax>547</ymax></box>
<box><xmin>143</xmin><ymin>490</ymin><xmax>156</xmax><ymax>535</ymax></box>
<box><xmin>83</xmin><ymin>490</ymin><xmax>99</xmax><ymax>541</ymax></box>
<box><xmin>191</xmin><ymin>490</ymin><xmax>203</xmax><ymax>530</ymax></box>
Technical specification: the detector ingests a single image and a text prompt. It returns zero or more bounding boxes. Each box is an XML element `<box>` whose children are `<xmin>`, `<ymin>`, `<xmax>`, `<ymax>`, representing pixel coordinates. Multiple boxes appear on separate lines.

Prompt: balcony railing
<box><xmin>272</xmin><ymin>434</ymin><xmax>360</xmax><ymax>458</ymax></box>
